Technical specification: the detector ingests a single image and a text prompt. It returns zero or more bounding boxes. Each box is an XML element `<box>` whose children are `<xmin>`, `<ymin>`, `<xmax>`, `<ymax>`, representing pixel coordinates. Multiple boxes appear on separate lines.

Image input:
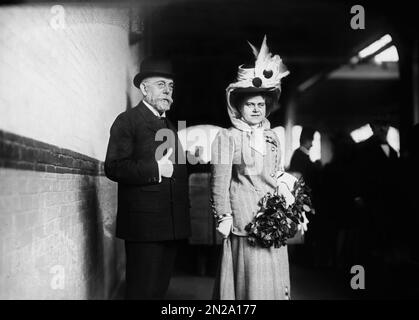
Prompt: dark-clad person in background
<box><xmin>104</xmin><ymin>57</ymin><xmax>191</xmax><ymax>299</ymax></box>
<box><xmin>353</xmin><ymin>118</ymin><xmax>399</xmax><ymax>265</ymax></box>
<box><xmin>289</xmin><ymin>127</ymin><xmax>321</xmax><ymax>187</ymax></box>
<box><xmin>318</xmin><ymin>131</ymin><xmax>359</xmax><ymax>269</ymax></box>
<box><xmin>288</xmin><ymin>126</ymin><xmax>322</xmax><ymax>266</ymax></box>
<box><xmin>400</xmin><ymin>123</ymin><xmax>419</xmax><ymax>264</ymax></box>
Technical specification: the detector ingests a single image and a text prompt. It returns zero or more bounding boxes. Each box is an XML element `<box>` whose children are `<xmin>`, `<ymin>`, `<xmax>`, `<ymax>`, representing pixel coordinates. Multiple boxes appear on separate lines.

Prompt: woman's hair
<box><xmin>230</xmin><ymin>91</ymin><xmax>277</xmax><ymax>115</ymax></box>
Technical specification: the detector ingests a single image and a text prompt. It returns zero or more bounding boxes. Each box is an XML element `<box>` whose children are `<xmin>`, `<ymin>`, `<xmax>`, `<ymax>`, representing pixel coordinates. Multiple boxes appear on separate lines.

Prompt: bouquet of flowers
<box><xmin>244</xmin><ymin>176</ymin><xmax>315</xmax><ymax>248</ymax></box>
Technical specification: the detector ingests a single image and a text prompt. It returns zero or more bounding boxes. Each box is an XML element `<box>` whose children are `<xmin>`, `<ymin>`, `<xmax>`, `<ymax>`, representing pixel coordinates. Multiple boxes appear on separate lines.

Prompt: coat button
<box><xmin>271</xmin><ymin>173</ymin><xmax>275</xmax><ymax>177</ymax></box>
<box><xmin>272</xmin><ymin>147</ymin><xmax>275</xmax><ymax>151</ymax></box>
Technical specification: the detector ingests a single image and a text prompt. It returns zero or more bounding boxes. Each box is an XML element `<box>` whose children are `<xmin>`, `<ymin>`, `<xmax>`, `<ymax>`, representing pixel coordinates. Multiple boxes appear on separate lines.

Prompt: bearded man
<box><xmin>105</xmin><ymin>57</ymin><xmax>190</xmax><ymax>299</ymax></box>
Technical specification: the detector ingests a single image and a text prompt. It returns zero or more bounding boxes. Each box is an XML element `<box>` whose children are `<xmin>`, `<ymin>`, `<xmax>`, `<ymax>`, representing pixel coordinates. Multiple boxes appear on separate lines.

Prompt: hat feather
<box><xmin>247</xmin><ymin>41</ymin><xmax>259</xmax><ymax>58</ymax></box>
<box><xmin>253</xmin><ymin>35</ymin><xmax>289</xmax><ymax>86</ymax></box>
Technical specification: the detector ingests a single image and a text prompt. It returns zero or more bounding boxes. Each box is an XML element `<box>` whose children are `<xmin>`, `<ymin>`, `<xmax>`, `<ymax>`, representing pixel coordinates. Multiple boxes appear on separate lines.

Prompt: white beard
<box><xmin>145</xmin><ymin>96</ymin><xmax>172</xmax><ymax>114</ymax></box>
<box><xmin>155</xmin><ymin>99</ymin><xmax>171</xmax><ymax>113</ymax></box>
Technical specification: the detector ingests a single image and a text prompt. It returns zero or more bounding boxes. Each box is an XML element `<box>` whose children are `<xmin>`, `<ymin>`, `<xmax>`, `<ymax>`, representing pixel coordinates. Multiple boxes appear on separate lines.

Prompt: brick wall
<box><xmin>0</xmin><ymin>3</ymin><xmax>142</xmax><ymax>299</ymax></box>
<box><xmin>0</xmin><ymin>167</ymin><xmax>120</xmax><ymax>299</ymax></box>
<box><xmin>0</xmin><ymin>130</ymin><xmax>125</xmax><ymax>300</ymax></box>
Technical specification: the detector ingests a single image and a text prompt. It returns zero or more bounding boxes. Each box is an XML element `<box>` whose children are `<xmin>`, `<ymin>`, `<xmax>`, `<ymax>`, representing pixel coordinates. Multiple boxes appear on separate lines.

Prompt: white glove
<box><xmin>276</xmin><ymin>172</ymin><xmax>298</xmax><ymax>189</ymax></box>
<box><xmin>157</xmin><ymin>148</ymin><xmax>174</xmax><ymax>178</ymax></box>
<box><xmin>276</xmin><ymin>172</ymin><xmax>298</xmax><ymax>208</ymax></box>
<box><xmin>216</xmin><ymin>217</ymin><xmax>233</xmax><ymax>238</ymax></box>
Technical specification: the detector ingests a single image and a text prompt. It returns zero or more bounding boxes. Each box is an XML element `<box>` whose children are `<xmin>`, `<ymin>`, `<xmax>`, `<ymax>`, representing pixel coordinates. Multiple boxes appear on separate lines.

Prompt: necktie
<box><xmin>158</xmin><ymin>117</ymin><xmax>168</xmax><ymax>129</ymax></box>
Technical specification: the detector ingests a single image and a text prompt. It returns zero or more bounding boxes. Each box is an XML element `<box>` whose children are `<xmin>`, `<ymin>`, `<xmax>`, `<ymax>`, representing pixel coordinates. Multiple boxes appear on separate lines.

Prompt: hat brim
<box><xmin>230</xmin><ymin>87</ymin><xmax>278</xmax><ymax>94</ymax></box>
<box><xmin>228</xmin><ymin>87</ymin><xmax>281</xmax><ymax>116</ymax></box>
<box><xmin>133</xmin><ymin>72</ymin><xmax>175</xmax><ymax>88</ymax></box>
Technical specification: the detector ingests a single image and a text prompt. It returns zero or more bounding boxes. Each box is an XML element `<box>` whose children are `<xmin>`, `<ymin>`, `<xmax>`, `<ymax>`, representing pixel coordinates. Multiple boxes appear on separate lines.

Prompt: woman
<box><xmin>210</xmin><ymin>36</ymin><xmax>296</xmax><ymax>300</ymax></box>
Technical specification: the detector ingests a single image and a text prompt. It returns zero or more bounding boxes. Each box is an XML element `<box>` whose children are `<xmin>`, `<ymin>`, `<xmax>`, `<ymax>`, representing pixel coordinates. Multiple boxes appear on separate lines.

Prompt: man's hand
<box><xmin>157</xmin><ymin>148</ymin><xmax>174</xmax><ymax>178</ymax></box>
<box><xmin>217</xmin><ymin>217</ymin><xmax>233</xmax><ymax>239</ymax></box>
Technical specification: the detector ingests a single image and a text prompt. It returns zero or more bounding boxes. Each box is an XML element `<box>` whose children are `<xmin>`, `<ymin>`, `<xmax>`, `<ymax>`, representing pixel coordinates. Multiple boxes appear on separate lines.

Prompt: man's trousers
<box><xmin>124</xmin><ymin>240</ymin><xmax>180</xmax><ymax>300</ymax></box>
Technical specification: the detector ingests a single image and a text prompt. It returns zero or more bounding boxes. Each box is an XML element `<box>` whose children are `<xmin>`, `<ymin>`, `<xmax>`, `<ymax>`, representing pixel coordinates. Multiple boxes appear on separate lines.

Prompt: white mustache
<box><xmin>159</xmin><ymin>96</ymin><xmax>173</xmax><ymax>104</ymax></box>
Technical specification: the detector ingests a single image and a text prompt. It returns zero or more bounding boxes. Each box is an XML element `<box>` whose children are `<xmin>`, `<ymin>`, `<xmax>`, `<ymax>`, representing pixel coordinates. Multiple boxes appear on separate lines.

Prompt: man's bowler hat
<box><xmin>133</xmin><ymin>57</ymin><xmax>174</xmax><ymax>88</ymax></box>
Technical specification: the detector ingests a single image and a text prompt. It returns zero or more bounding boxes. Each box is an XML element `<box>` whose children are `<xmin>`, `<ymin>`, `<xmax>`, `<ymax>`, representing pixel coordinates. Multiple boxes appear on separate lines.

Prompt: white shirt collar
<box><xmin>142</xmin><ymin>100</ymin><xmax>166</xmax><ymax>118</ymax></box>
<box><xmin>381</xmin><ymin>144</ymin><xmax>390</xmax><ymax>157</ymax></box>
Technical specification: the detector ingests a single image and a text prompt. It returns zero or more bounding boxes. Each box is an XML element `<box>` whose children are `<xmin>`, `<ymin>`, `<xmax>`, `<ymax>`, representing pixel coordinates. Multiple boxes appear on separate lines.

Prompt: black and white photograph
<box><xmin>0</xmin><ymin>0</ymin><xmax>418</xmax><ymax>306</ymax></box>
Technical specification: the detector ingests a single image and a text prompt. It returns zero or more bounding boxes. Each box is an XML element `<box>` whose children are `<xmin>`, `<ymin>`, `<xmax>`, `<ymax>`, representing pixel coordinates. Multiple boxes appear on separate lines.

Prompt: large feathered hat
<box><xmin>227</xmin><ymin>35</ymin><xmax>289</xmax><ymax>113</ymax></box>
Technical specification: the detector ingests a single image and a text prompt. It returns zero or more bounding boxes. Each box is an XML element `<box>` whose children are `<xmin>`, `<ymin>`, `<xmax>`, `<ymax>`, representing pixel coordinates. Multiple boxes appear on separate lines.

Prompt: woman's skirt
<box><xmin>213</xmin><ymin>234</ymin><xmax>291</xmax><ymax>300</ymax></box>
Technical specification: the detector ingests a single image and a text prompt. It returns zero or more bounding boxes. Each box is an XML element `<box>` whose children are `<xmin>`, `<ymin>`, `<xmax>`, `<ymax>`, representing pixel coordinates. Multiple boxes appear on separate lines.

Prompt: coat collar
<box><xmin>142</xmin><ymin>100</ymin><xmax>166</xmax><ymax>118</ymax></box>
<box><xmin>135</xmin><ymin>101</ymin><xmax>176</xmax><ymax>133</ymax></box>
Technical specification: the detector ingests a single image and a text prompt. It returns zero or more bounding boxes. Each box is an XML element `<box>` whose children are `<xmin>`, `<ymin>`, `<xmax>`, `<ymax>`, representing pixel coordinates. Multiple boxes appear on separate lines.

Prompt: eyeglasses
<box><xmin>147</xmin><ymin>80</ymin><xmax>174</xmax><ymax>91</ymax></box>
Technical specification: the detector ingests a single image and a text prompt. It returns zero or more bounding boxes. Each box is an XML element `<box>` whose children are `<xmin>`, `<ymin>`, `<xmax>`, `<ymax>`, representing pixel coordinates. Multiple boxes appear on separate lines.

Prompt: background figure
<box><xmin>288</xmin><ymin>126</ymin><xmax>322</xmax><ymax>266</ymax></box>
<box><xmin>318</xmin><ymin>131</ymin><xmax>359</xmax><ymax>269</ymax></box>
<box><xmin>353</xmin><ymin>119</ymin><xmax>400</xmax><ymax>265</ymax></box>
<box><xmin>289</xmin><ymin>127</ymin><xmax>321</xmax><ymax>187</ymax></box>
<box><xmin>400</xmin><ymin>124</ymin><xmax>419</xmax><ymax>264</ymax></box>
<box><xmin>104</xmin><ymin>57</ymin><xmax>190</xmax><ymax>299</ymax></box>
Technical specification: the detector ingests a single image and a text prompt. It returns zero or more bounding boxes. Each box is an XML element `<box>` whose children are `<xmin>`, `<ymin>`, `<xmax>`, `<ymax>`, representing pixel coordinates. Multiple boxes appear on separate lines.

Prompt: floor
<box><xmin>116</xmin><ymin>244</ymin><xmax>419</xmax><ymax>300</ymax></box>
<box><xmin>166</xmin><ymin>263</ymin><xmax>354</xmax><ymax>300</ymax></box>
<box><xmin>159</xmin><ymin>244</ymin><xmax>356</xmax><ymax>300</ymax></box>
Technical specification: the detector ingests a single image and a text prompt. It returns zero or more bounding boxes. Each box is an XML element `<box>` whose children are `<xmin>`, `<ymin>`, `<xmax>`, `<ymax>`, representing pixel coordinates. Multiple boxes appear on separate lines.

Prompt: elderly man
<box><xmin>105</xmin><ymin>57</ymin><xmax>190</xmax><ymax>299</ymax></box>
